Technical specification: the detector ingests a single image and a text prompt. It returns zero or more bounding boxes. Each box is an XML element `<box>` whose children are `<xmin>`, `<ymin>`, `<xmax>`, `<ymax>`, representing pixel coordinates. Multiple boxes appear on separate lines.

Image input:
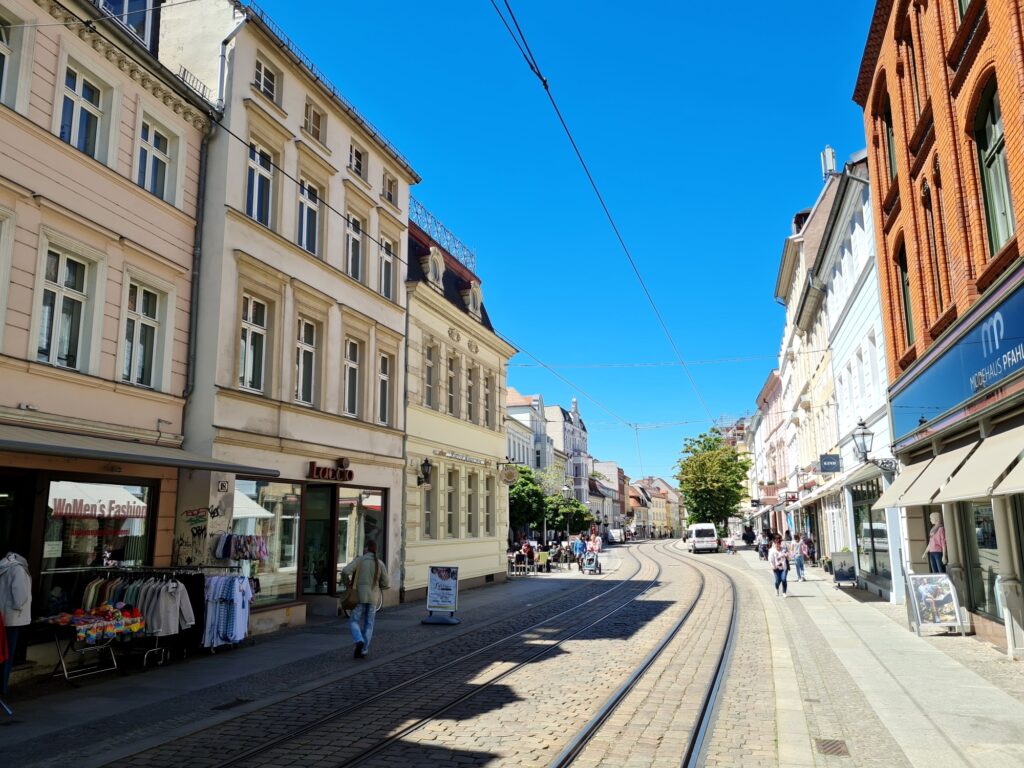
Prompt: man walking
<box><xmin>341</xmin><ymin>540</ymin><xmax>390</xmax><ymax>659</ymax></box>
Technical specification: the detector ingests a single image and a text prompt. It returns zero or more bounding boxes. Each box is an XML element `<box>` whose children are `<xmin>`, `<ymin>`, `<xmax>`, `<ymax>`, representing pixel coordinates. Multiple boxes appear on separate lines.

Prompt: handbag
<box><xmin>341</xmin><ymin>559</ymin><xmax>362</xmax><ymax>611</ymax></box>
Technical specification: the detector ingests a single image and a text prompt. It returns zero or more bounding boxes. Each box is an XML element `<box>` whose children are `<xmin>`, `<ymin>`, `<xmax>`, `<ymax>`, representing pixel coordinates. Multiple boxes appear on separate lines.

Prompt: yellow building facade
<box><xmin>402</xmin><ymin>217</ymin><xmax>516</xmax><ymax>600</ymax></box>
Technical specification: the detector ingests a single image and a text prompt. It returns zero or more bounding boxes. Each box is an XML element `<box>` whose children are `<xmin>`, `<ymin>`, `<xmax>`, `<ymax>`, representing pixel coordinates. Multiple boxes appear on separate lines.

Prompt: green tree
<box><xmin>544</xmin><ymin>494</ymin><xmax>592</xmax><ymax>536</ymax></box>
<box><xmin>675</xmin><ymin>428</ymin><xmax>751</xmax><ymax>531</ymax></box>
<box><xmin>508</xmin><ymin>465</ymin><xmax>545</xmax><ymax>535</ymax></box>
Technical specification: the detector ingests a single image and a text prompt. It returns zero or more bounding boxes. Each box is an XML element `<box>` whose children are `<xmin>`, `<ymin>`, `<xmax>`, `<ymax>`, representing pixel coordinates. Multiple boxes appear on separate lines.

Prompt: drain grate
<box><xmin>211</xmin><ymin>697</ymin><xmax>253</xmax><ymax>711</ymax></box>
<box><xmin>815</xmin><ymin>739</ymin><xmax>850</xmax><ymax>756</ymax></box>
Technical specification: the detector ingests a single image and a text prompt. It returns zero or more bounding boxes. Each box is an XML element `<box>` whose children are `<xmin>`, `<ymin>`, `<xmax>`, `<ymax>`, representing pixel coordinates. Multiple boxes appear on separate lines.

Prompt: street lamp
<box><xmin>562</xmin><ymin>484</ymin><xmax>572</xmax><ymax>541</ymax></box>
<box><xmin>852</xmin><ymin>419</ymin><xmax>897</xmax><ymax>473</ymax></box>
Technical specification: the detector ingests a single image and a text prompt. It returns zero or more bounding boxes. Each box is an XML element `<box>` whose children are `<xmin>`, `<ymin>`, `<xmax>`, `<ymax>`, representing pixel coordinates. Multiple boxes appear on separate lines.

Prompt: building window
<box><xmin>379</xmin><ymin>238</ymin><xmax>394</xmax><ymax>301</ymax></box>
<box><xmin>883</xmin><ymin>95</ymin><xmax>897</xmax><ymax>182</ymax></box>
<box><xmin>446</xmin><ymin>469</ymin><xmax>458</xmax><ymax>538</ymax></box>
<box><xmin>239</xmin><ymin>294</ymin><xmax>267</xmax><ymax>392</ymax></box>
<box><xmin>484</xmin><ymin>374</ymin><xmax>494</xmax><ymax>428</ymax></box>
<box><xmin>377</xmin><ymin>354</ymin><xmax>391</xmax><ymax>425</ymax></box>
<box><xmin>254</xmin><ymin>57</ymin><xmax>277</xmax><ymax>102</ymax></box>
<box><xmin>423</xmin><ymin>479</ymin><xmax>434</xmax><ymax>539</ymax></box>
<box><xmin>60</xmin><ymin>66</ymin><xmax>102</xmax><ymax>158</ymax></box>
<box><xmin>37</xmin><ymin>249</ymin><xmax>88</xmax><ymax>369</ymax></box>
<box><xmin>921</xmin><ymin>180</ymin><xmax>948</xmax><ymax>313</ymax></box>
<box><xmin>102</xmin><ymin>0</ymin><xmax>153</xmax><ymax>44</ymax></box>
<box><xmin>344</xmin><ymin>338</ymin><xmax>360</xmax><ymax>417</ymax></box>
<box><xmin>297</xmin><ymin>179</ymin><xmax>319</xmax><ymax>255</ymax></box>
<box><xmin>424</xmin><ymin>344</ymin><xmax>436</xmax><ymax>408</ymax></box>
<box><xmin>137</xmin><ymin>118</ymin><xmax>172</xmax><ymax>201</ymax></box>
<box><xmin>295</xmin><ymin>316</ymin><xmax>317</xmax><ymax>405</ymax></box>
<box><xmin>349</xmin><ymin>144</ymin><xmax>365</xmax><ymax>179</ymax></box>
<box><xmin>303</xmin><ymin>101</ymin><xmax>324</xmax><ymax>142</ymax></box>
<box><xmin>975</xmin><ymin>80</ymin><xmax>1016</xmax><ymax>257</ymax></box>
<box><xmin>467</xmin><ymin>473</ymin><xmax>477</xmax><ymax>537</ymax></box>
<box><xmin>246</xmin><ymin>142</ymin><xmax>273</xmax><ymax>227</ymax></box>
<box><xmin>904</xmin><ymin>28</ymin><xmax>922</xmax><ymax>119</ymax></box>
<box><xmin>466</xmin><ymin>366</ymin><xmax>477</xmax><ymax>423</ymax></box>
<box><xmin>0</xmin><ymin>18</ymin><xmax>11</xmax><ymax>105</ymax></box>
<box><xmin>382</xmin><ymin>172</ymin><xmax>396</xmax><ymax>204</ymax></box>
<box><xmin>346</xmin><ymin>214</ymin><xmax>362</xmax><ymax>281</ymax></box>
<box><xmin>485</xmin><ymin>476</ymin><xmax>494</xmax><ymax>536</ymax></box>
<box><xmin>122</xmin><ymin>282</ymin><xmax>160</xmax><ymax>387</ymax></box>
<box><xmin>896</xmin><ymin>245</ymin><xmax>915</xmax><ymax>347</ymax></box>
<box><xmin>447</xmin><ymin>355</ymin><xmax>458</xmax><ymax>416</ymax></box>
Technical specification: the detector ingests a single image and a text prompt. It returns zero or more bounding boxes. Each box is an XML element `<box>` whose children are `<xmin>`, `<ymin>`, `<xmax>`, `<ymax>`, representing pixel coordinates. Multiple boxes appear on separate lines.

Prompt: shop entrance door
<box><xmin>302</xmin><ymin>485</ymin><xmax>333</xmax><ymax>596</ymax></box>
<box><xmin>0</xmin><ymin>472</ymin><xmax>36</xmax><ymax>566</ymax></box>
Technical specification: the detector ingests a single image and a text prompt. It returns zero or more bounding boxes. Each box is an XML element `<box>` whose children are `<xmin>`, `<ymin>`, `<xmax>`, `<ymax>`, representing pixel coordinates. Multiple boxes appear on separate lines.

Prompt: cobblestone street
<box><xmin>4</xmin><ymin>542</ymin><xmax>1024</xmax><ymax>767</ymax></box>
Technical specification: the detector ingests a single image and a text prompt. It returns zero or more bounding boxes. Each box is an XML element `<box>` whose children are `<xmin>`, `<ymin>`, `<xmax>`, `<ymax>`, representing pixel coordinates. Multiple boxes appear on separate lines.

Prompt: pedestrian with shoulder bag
<box><xmin>340</xmin><ymin>541</ymin><xmax>390</xmax><ymax>659</ymax></box>
<box><xmin>768</xmin><ymin>535</ymin><xmax>789</xmax><ymax>597</ymax></box>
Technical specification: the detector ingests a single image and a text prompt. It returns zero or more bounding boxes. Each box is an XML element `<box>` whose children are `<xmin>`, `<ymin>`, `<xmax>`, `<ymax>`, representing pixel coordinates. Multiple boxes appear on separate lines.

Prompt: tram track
<box><xmin>107</xmin><ymin>544</ymin><xmax>658</xmax><ymax>768</ymax></box>
<box><xmin>550</xmin><ymin>540</ymin><xmax>740</xmax><ymax>768</ymax></box>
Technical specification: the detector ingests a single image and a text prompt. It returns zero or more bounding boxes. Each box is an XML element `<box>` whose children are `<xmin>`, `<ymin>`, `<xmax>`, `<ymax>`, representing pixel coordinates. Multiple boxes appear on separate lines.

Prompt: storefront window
<box><xmin>963</xmin><ymin>501</ymin><xmax>1003</xmax><ymax>620</ymax></box>
<box><xmin>39</xmin><ymin>479</ymin><xmax>154</xmax><ymax>614</ymax></box>
<box><xmin>302</xmin><ymin>486</ymin><xmax>332</xmax><ymax>595</ymax></box>
<box><xmin>234</xmin><ymin>479</ymin><xmax>300</xmax><ymax>606</ymax></box>
<box><xmin>852</xmin><ymin>479</ymin><xmax>891</xmax><ymax>589</ymax></box>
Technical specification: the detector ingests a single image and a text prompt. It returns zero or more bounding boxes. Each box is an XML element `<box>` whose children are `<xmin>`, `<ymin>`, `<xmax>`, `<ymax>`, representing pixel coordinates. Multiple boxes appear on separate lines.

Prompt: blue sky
<box><xmin>257</xmin><ymin>0</ymin><xmax>877</xmax><ymax>481</ymax></box>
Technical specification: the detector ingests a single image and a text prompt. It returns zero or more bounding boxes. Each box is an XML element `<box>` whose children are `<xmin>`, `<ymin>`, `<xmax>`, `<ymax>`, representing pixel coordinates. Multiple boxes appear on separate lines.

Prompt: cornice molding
<box><xmin>35</xmin><ymin>0</ymin><xmax>210</xmax><ymax>131</ymax></box>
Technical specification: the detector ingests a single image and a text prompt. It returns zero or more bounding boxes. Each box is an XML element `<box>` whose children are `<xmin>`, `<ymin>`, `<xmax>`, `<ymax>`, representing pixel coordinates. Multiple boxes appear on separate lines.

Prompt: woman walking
<box><xmin>794</xmin><ymin>534</ymin><xmax>807</xmax><ymax>582</ymax></box>
<box><xmin>768</xmin><ymin>534</ymin><xmax>789</xmax><ymax>597</ymax></box>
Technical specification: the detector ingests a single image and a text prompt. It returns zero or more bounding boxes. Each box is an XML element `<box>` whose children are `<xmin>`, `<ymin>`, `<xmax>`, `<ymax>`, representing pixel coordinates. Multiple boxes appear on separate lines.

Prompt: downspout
<box><xmin>183</xmin><ymin>116</ymin><xmax>215</xmax><ymax>400</ymax></box>
<box><xmin>399</xmin><ymin>284</ymin><xmax>411</xmax><ymax>603</ymax></box>
<box><xmin>217</xmin><ymin>17</ymin><xmax>247</xmax><ymax>112</ymax></box>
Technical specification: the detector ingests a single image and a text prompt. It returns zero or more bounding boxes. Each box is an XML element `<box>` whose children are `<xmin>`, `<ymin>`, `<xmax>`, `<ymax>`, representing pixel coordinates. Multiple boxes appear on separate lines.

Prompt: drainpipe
<box><xmin>399</xmin><ymin>284</ymin><xmax>411</xmax><ymax>602</ymax></box>
<box><xmin>183</xmin><ymin>117</ymin><xmax>214</xmax><ymax>399</ymax></box>
<box><xmin>217</xmin><ymin>17</ymin><xmax>247</xmax><ymax>112</ymax></box>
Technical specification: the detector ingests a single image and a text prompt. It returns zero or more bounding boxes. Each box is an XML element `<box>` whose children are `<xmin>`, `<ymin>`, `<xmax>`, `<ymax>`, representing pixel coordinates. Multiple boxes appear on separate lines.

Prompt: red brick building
<box><xmin>854</xmin><ymin>0</ymin><xmax>1024</xmax><ymax>653</ymax></box>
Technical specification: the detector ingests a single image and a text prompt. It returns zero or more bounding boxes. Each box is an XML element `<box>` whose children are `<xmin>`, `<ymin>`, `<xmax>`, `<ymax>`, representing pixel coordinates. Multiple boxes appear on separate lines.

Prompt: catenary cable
<box><xmin>489</xmin><ymin>0</ymin><xmax>714</xmax><ymax>423</ymax></box>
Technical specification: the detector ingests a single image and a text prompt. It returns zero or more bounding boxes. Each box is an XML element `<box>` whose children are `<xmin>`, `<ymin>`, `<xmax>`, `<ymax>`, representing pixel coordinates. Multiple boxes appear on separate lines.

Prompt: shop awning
<box><xmin>232</xmin><ymin>490</ymin><xmax>274</xmax><ymax>518</ymax></box>
<box><xmin>894</xmin><ymin>443</ymin><xmax>977</xmax><ymax>508</ymax></box>
<box><xmin>934</xmin><ymin>425</ymin><xmax>1024</xmax><ymax>503</ymax></box>
<box><xmin>871</xmin><ymin>458</ymin><xmax>932</xmax><ymax>510</ymax></box>
<box><xmin>0</xmin><ymin>423</ymin><xmax>279</xmax><ymax>477</ymax></box>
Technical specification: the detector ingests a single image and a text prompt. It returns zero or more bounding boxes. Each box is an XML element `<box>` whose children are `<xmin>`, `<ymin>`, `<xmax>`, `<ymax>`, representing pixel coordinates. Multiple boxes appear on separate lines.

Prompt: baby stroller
<box><xmin>581</xmin><ymin>551</ymin><xmax>602</xmax><ymax>575</ymax></box>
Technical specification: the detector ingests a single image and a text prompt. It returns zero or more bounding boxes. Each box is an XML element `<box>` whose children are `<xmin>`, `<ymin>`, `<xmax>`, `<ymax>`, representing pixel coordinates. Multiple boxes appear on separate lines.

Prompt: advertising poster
<box><xmin>426</xmin><ymin>565</ymin><xmax>459</xmax><ymax>612</ymax></box>
<box><xmin>830</xmin><ymin>551</ymin><xmax>857</xmax><ymax>585</ymax></box>
<box><xmin>908</xmin><ymin>574</ymin><xmax>963</xmax><ymax>630</ymax></box>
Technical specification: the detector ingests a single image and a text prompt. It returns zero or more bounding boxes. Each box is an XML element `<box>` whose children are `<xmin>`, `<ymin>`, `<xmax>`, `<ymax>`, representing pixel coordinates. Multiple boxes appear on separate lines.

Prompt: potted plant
<box><xmin>822</xmin><ymin>556</ymin><xmax>833</xmax><ymax>574</ymax></box>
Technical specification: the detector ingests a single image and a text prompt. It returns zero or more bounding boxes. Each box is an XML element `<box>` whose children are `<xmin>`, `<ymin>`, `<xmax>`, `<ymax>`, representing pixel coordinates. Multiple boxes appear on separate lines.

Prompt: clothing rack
<box><xmin>41</xmin><ymin>564</ymin><xmax>242</xmax><ymax>574</ymax></box>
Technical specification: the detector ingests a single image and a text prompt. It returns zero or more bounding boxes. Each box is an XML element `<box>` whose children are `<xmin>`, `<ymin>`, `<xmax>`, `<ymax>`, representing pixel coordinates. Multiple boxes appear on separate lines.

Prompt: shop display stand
<box><xmin>51</xmin><ymin>631</ymin><xmax>118</xmax><ymax>683</ymax></box>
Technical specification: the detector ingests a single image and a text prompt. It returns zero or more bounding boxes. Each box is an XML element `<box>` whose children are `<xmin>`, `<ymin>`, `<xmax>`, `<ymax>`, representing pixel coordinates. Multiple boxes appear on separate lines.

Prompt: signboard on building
<box><xmin>891</xmin><ymin>273</ymin><xmax>1024</xmax><ymax>441</ymax></box>
<box><xmin>819</xmin><ymin>454</ymin><xmax>841</xmax><ymax>473</ymax></box>
<box><xmin>907</xmin><ymin>574</ymin><xmax>965</xmax><ymax>635</ymax></box>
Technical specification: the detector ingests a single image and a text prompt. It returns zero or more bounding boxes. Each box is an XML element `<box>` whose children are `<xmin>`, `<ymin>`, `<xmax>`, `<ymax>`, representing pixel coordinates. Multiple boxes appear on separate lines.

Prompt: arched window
<box><xmin>883</xmin><ymin>95</ymin><xmax>898</xmax><ymax>182</ymax></box>
<box><xmin>896</xmin><ymin>244</ymin><xmax>915</xmax><ymax>346</ymax></box>
<box><xmin>975</xmin><ymin>79</ymin><xmax>1016</xmax><ymax>256</ymax></box>
<box><xmin>903</xmin><ymin>21</ymin><xmax>923</xmax><ymax>118</ymax></box>
<box><xmin>921</xmin><ymin>180</ymin><xmax>948</xmax><ymax>313</ymax></box>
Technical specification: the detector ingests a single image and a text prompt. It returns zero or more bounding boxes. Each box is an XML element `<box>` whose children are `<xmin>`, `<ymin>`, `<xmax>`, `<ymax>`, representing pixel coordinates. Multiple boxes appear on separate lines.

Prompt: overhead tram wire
<box><xmin>489</xmin><ymin>0</ymin><xmax>713</xmax><ymax>424</ymax></box>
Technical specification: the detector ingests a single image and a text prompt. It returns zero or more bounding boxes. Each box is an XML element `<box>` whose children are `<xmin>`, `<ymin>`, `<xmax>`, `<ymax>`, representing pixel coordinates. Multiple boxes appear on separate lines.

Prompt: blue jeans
<box><xmin>795</xmin><ymin>555</ymin><xmax>805</xmax><ymax>580</ymax></box>
<box><xmin>928</xmin><ymin>552</ymin><xmax>945</xmax><ymax>573</ymax></box>
<box><xmin>349</xmin><ymin>603</ymin><xmax>377</xmax><ymax>652</ymax></box>
<box><xmin>773</xmin><ymin>568</ymin><xmax>788</xmax><ymax>594</ymax></box>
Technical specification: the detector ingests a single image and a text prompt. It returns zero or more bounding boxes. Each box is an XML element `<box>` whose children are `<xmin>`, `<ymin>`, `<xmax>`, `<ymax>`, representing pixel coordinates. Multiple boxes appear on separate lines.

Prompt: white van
<box><xmin>688</xmin><ymin>523</ymin><xmax>719</xmax><ymax>553</ymax></box>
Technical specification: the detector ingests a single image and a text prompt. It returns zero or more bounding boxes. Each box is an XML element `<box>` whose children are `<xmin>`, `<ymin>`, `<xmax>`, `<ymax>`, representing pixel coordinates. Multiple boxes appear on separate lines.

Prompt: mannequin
<box><xmin>922</xmin><ymin>511</ymin><xmax>947</xmax><ymax>574</ymax></box>
<box><xmin>0</xmin><ymin>552</ymin><xmax>31</xmax><ymax>695</ymax></box>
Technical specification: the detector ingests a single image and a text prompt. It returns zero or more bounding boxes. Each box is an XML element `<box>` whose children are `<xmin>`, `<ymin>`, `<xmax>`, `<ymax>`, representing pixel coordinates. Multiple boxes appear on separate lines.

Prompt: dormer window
<box><xmin>103</xmin><ymin>0</ymin><xmax>153</xmax><ymax>45</ymax></box>
<box><xmin>422</xmin><ymin>246</ymin><xmax>445</xmax><ymax>289</ymax></box>
<box><xmin>462</xmin><ymin>281</ymin><xmax>482</xmax><ymax>318</ymax></box>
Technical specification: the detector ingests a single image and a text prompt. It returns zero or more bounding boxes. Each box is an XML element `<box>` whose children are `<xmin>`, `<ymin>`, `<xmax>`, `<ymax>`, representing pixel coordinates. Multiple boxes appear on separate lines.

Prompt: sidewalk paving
<box><xmin>715</xmin><ymin>546</ymin><xmax>1024</xmax><ymax>768</ymax></box>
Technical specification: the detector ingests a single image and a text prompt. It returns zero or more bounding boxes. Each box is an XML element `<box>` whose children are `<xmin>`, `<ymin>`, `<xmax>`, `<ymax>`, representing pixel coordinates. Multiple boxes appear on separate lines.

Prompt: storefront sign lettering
<box><xmin>307</xmin><ymin>458</ymin><xmax>355</xmax><ymax>482</ymax></box>
<box><xmin>432</xmin><ymin>450</ymin><xmax>488</xmax><ymax>466</ymax></box>
<box><xmin>51</xmin><ymin>497</ymin><xmax>147</xmax><ymax>519</ymax></box>
<box><xmin>891</xmin><ymin>274</ymin><xmax>1024</xmax><ymax>441</ymax></box>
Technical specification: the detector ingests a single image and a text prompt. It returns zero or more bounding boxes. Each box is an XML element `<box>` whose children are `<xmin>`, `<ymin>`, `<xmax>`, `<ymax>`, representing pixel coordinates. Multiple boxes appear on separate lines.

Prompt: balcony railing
<box><xmin>410</xmin><ymin>196</ymin><xmax>477</xmax><ymax>273</ymax></box>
